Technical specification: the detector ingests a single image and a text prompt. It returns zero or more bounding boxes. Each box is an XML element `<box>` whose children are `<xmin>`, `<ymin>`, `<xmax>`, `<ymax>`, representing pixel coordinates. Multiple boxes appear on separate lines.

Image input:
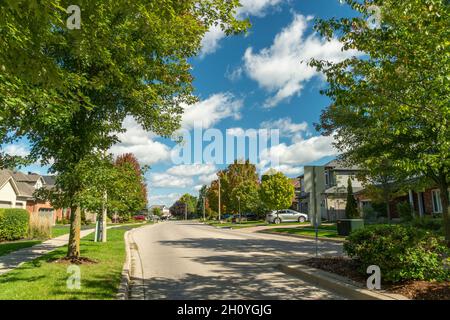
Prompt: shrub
<box><xmin>363</xmin><ymin>206</ymin><xmax>377</xmax><ymax>222</ymax></box>
<box><xmin>28</xmin><ymin>213</ymin><xmax>53</xmax><ymax>239</ymax></box>
<box><xmin>344</xmin><ymin>224</ymin><xmax>449</xmax><ymax>283</ymax></box>
<box><xmin>0</xmin><ymin>208</ymin><xmax>30</xmax><ymax>241</ymax></box>
<box><xmin>410</xmin><ymin>217</ymin><xmax>443</xmax><ymax>234</ymax></box>
<box><xmin>397</xmin><ymin>201</ymin><xmax>413</xmax><ymax>222</ymax></box>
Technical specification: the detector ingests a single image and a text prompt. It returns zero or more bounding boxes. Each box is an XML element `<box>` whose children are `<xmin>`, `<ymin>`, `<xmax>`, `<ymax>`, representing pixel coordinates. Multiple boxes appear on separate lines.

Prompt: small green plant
<box><xmin>344</xmin><ymin>225</ymin><xmax>449</xmax><ymax>283</ymax></box>
<box><xmin>0</xmin><ymin>209</ymin><xmax>30</xmax><ymax>241</ymax></box>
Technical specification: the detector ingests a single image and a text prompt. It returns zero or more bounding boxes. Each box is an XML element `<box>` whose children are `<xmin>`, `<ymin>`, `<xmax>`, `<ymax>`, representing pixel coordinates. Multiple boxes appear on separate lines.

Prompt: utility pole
<box><xmin>203</xmin><ymin>196</ymin><xmax>206</xmax><ymax>221</ymax></box>
<box><xmin>218</xmin><ymin>177</ymin><xmax>221</xmax><ymax>222</ymax></box>
<box><xmin>184</xmin><ymin>201</ymin><xmax>187</xmax><ymax>221</ymax></box>
<box><xmin>237</xmin><ymin>196</ymin><xmax>241</xmax><ymax>224</ymax></box>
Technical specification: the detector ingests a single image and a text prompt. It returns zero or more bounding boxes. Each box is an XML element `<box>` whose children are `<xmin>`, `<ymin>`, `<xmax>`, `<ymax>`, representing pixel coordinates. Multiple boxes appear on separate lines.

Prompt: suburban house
<box><xmin>149</xmin><ymin>204</ymin><xmax>171</xmax><ymax>218</ymax></box>
<box><xmin>289</xmin><ymin>178</ymin><xmax>301</xmax><ymax>212</ymax></box>
<box><xmin>297</xmin><ymin>159</ymin><xmax>447</xmax><ymax>221</ymax></box>
<box><xmin>299</xmin><ymin>160</ymin><xmax>364</xmax><ymax>221</ymax></box>
<box><xmin>0</xmin><ymin>169</ymin><xmax>69</xmax><ymax>224</ymax></box>
<box><xmin>354</xmin><ymin>180</ymin><xmax>447</xmax><ymax>218</ymax></box>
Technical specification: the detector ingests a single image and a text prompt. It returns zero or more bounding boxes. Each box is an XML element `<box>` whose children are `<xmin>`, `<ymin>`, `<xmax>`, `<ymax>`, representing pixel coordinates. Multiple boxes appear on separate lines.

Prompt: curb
<box><xmin>278</xmin><ymin>264</ymin><xmax>409</xmax><ymax>300</ymax></box>
<box><xmin>117</xmin><ymin>230</ymin><xmax>132</xmax><ymax>300</ymax></box>
<box><xmin>259</xmin><ymin>230</ymin><xmax>346</xmax><ymax>243</ymax></box>
<box><xmin>116</xmin><ymin>225</ymin><xmax>148</xmax><ymax>300</ymax></box>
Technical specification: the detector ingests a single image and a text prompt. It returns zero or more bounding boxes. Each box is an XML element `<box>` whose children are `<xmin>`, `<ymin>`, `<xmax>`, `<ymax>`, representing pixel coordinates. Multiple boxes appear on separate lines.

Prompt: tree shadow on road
<box><xmin>135</xmin><ymin>237</ymin><xmax>343</xmax><ymax>300</ymax></box>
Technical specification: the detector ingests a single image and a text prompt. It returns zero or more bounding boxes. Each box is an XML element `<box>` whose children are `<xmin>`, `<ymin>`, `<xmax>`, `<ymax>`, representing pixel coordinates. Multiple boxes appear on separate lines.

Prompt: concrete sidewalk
<box><xmin>0</xmin><ymin>228</ymin><xmax>95</xmax><ymax>276</ymax></box>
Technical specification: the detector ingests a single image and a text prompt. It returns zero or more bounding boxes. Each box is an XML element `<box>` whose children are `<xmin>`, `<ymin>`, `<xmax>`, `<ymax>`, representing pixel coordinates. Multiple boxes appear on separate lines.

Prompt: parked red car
<box><xmin>133</xmin><ymin>215</ymin><xmax>147</xmax><ymax>221</ymax></box>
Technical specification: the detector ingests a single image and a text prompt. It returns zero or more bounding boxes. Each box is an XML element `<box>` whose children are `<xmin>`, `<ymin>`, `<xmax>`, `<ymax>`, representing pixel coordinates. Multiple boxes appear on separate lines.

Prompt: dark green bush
<box><xmin>397</xmin><ymin>201</ymin><xmax>413</xmax><ymax>221</ymax></box>
<box><xmin>410</xmin><ymin>217</ymin><xmax>443</xmax><ymax>234</ymax></box>
<box><xmin>0</xmin><ymin>208</ymin><xmax>30</xmax><ymax>241</ymax></box>
<box><xmin>344</xmin><ymin>224</ymin><xmax>449</xmax><ymax>283</ymax></box>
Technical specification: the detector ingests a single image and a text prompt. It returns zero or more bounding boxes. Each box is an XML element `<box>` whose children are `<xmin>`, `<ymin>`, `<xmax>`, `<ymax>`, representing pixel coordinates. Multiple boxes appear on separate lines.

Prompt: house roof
<box><xmin>324</xmin><ymin>159</ymin><xmax>360</xmax><ymax>171</ymax></box>
<box><xmin>15</xmin><ymin>181</ymin><xmax>35</xmax><ymax>197</ymax></box>
<box><xmin>323</xmin><ymin>185</ymin><xmax>364</xmax><ymax>195</ymax></box>
<box><xmin>12</xmin><ymin>171</ymin><xmax>41</xmax><ymax>183</ymax></box>
<box><xmin>42</xmin><ymin>175</ymin><xmax>56</xmax><ymax>186</ymax></box>
<box><xmin>0</xmin><ymin>170</ymin><xmax>12</xmax><ymax>189</ymax></box>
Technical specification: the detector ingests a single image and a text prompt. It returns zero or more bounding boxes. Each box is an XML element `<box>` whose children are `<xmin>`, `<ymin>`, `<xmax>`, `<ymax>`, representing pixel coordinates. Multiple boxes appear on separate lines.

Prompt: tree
<box><xmin>170</xmin><ymin>194</ymin><xmax>197</xmax><ymax>219</ymax></box>
<box><xmin>151</xmin><ymin>207</ymin><xmax>162</xmax><ymax>217</ymax></box>
<box><xmin>113</xmin><ymin>153</ymin><xmax>148</xmax><ymax>218</ymax></box>
<box><xmin>259</xmin><ymin>171</ymin><xmax>295</xmax><ymax>211</ymax></box>
<box><xmin>0</xmin><ymin>1</ymin><xmax>249</xmax><ymax>258</ymax></box>
<box><xmin>310</xmin><ymin>0</ymin><xmax>450</xmax><ymax>245</ymax></box>
<box><xmin>221</xmin><ymin>160</ymin><xmax>259</xmax><ymax>214</ymax></box>
<box><xmin>196</xmin><ymin>185</ymin><xmax>208</xmax><ymax>218</ymax></box>
<box><xmin>230</xmin><ymin>181</ymin><xmax>260</xmax><ymax>214</ymax></box>
<box><xmin>345</xmin><ymin>178</ymin><xmax>359</xmax><ymax>219</ymax></box>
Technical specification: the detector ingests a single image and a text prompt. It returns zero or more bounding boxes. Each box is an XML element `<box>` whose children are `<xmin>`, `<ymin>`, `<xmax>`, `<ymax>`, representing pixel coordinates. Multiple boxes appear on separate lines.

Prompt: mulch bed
<box><xmin>300</xmin><ymin>257</ymin><xmax>450</xmax><ymax>300</ymax></box>
<box><xmin>51</xmin><ymin>257</ymin><xmax>98</xmax><ymax>265</ymax></box>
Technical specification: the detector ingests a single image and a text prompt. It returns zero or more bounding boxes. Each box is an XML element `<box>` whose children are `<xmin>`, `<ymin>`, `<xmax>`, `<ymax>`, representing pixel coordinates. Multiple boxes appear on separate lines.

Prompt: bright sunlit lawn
<box><xmin>0</xmin><ymin>225</ymin><xmax>139</xmax><ymax>300</ymax></box>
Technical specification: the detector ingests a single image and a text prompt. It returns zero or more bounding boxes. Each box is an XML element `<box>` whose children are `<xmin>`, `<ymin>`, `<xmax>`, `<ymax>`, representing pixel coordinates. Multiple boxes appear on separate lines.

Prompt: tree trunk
<box><xmin>384</xmin><ymin>192</ymin><xmax>391</xmax><ymax>224</ymax></box>
<box><xmin>67</xmin><ymin>206</ymin><xmax>81</xmax><ymax>259</ymax></box>
<box><xmin>438</xmin><ymin>181</ymin><xmax>450</xmax><ymax>248</ymax></box>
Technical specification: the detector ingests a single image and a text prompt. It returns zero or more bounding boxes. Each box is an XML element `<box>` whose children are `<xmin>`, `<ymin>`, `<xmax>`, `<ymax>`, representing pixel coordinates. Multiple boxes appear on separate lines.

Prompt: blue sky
<box><xmin>7</xmin><ymin>0</ymin><xmax>360</xmax><ymax>207</ymax></box>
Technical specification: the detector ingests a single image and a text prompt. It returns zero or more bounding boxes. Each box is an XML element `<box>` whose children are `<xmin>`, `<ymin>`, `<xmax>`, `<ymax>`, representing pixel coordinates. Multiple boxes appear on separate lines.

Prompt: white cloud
<box><xmin>148</xmin><ymin>193</ymin><xmax>181</xmax><ymax>206</ymax></box>
<box><xmin>260</xmin><ymin>117</ymin><xmax>308</xmax><ymax>141</ymax></box>
<box><xmin>110</xmin><ymin>117</ymin><xmax>170</xmax><ymax>165</ymax></box>
<box><xmin>167</xmin><ymin>164</ymin><xmax>216</xmax><ymax>177</ymax></box>
<box><xmin>3</xmin><ymin>144</ymin><xmax>29</xmax><ymax>157</ymax></box>
<box><xmin>269</xmin><ymin>165</ymin><xmax>304</xmax><ymax>176</ymax></box>
<box><xmin>200</xmin><ymin>25</ymin><xmax>226</xmax><ymax>57</ymax></box>
<box><xmin>199</xmin><ymin>0</ymin><xmax>285</xmax><ymax>56</ymax></box>
<box><xmin>198</xmin><ymin>172</ymin><xmax>219</xmax><ymax>185</ymax></box>
<box><xmin>181</xmin><ymin>93</ymin><xmax>242</xmax><ymax>130</ymax></box>
<box><xmin>149</xmin><ymin>173</ymin><xmax>194</xmax><ymax>188</ymax></box>
<box><xmin>237</xmin><ymin>0</ymin><xmax>284</xmax><ymax>17</ymax></box>
<box><xmin>244</xmin><ymin>13</ymin><xmax>359</xmax><ymax>107</ymax></box>
<box><xmin>266</xmin><ymin>134</ymin><xmax>338</xmax><ymax>165</ymax></box>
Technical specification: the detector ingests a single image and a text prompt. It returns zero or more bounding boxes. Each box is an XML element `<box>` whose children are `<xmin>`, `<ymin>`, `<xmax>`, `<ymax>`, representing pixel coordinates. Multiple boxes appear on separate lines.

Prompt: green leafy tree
<box><xmin>171</xmin><ymin>194</ymin><xmax>197</xmax><ymax>219</ymax></box>
<box><xmin>221</xmin><ymin>160</ymin><xmax>259</xmax><ymax>214</ymax></box>
<box><xmin>196</xmin><ymin>185</ymin><xmax>207</xmax><ymax>217</ymax></box>
<box><xmin>151</xmin><ymin>207</ymin><xmax>162</xmax><ymax>217</ymax></box>
<box><xmin>260</xmin><ymin>171</ymin><xmax>295</xmax><ymax>211</ymax></box>
<box><xmin>310</xmin><ymin>0</ymin><xmax>450</xmax><ymax>245</ymax></box>
<box><xmin>345</xmin><ymin>178</ymin><xmax>359</xmax><ymax>219</ymax></box>
<box><xmin>231</xmin><ymin>180</ymin><xmax>260</xmax><ymax>214</ymax></box>
<box><xmin>0</xmin><ymin>1</ymin><xmax>249</xmax><ymax>258</ymax></box>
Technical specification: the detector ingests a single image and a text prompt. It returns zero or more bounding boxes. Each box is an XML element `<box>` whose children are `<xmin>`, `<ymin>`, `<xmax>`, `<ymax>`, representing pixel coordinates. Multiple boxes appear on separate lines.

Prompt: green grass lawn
<box><xmin>0</xmin><ymin>240</ymin><xmax>42</xmax><ymax>257</ymax></box>
<box><xmin>51</xmin><ymin>224</ymin><xmax>96</xmax><ymax>238</ymax></box>
<box><xmin>0</xmin><ymin>225</ymin><xmax>140</xmax><ymax>300</ymax></box>
<box><xmin>263</xmin><ymin>225</ymin><xmax>343</xmax><ymax>240</ymax></box>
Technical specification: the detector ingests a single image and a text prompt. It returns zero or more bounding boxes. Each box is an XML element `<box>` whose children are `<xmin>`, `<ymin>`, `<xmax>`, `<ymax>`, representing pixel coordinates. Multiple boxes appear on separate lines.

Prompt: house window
<box><xmin>431</xmin><ymin>190</ymin><xmax>442</xmax><ymax>213</ymax></box>
<box><xmin>325</xmin><ymin>172</ymin><xmax>329</xmax><ymax>186</ymax></box>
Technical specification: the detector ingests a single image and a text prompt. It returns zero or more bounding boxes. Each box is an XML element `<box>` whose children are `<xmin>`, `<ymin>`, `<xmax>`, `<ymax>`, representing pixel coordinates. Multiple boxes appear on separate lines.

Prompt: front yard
<box><xmin>0</xmin><ymin>225</ymin><xmax>139</xmax><ymax>300</ymax></box>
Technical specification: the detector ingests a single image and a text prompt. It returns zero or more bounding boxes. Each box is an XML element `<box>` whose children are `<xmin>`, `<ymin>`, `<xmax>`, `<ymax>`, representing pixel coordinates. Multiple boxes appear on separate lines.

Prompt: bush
<box><xmin>397</xmin><ymin>201</ymin><xmax>413</xmax><ymax>222</ymax></box>
<box><xmin>0</xmin><ymin>208</ymin><xmax>30</xmax><ymax>241</ymax></box>
<box><xmin>28</xmin><ymin>213</ymin><xmax>52</xmax><ymax>239</ymax></box>
<box><xmin>409</xmin><ymin>217</ymin><xmax>443</xmax><ymax>234</ymax></box>
<box><xmin>363</xmin><ymin>206</ymin><xmax>377</xmax><ymax>222</ymax></box>
<box><xmin>344</xmin><ymin>224</ymin><xmax>449</xmax><ymax>283</ymax></box>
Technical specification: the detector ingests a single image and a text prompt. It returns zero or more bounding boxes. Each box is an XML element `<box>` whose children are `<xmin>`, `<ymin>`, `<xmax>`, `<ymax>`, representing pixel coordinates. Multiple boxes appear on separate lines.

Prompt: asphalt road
<box><xmin>129</xmin><ymin>221</ymin><xmax>344</xmax><ymax>300</ymax></box>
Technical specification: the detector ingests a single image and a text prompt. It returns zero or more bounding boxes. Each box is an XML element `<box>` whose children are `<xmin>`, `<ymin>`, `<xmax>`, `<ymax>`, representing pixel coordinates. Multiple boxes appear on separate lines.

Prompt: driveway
<box><xmin>129</xmin><ymin>221</ymin><xmax>343</xmax><ymax>300</ymax></box>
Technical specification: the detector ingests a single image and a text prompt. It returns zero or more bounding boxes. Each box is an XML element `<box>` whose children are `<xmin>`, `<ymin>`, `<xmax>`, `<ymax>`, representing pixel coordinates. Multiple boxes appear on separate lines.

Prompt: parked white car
<box><xmin>266</xmin><ymin>209</ymin><xmax>309</xmax><ymax>224</ymax></box>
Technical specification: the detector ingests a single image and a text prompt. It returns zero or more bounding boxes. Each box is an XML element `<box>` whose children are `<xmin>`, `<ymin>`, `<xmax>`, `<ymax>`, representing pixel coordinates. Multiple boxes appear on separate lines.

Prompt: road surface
<box><xmin>129</xmin><ymin>221</ymin><xmax>343</xmax><ymax>300</ymax></box>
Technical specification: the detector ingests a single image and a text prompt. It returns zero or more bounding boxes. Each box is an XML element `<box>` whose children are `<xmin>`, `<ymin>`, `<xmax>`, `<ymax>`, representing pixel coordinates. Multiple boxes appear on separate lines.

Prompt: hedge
<box><xmin>344</xmin><ymin>224</ymin><xmax>450</xmax><ymax>283</ymax></box>
<box><xmin>0</xmin><ymin>208</ymin><xmax>30</xmax><ymax>241</ymax></box>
